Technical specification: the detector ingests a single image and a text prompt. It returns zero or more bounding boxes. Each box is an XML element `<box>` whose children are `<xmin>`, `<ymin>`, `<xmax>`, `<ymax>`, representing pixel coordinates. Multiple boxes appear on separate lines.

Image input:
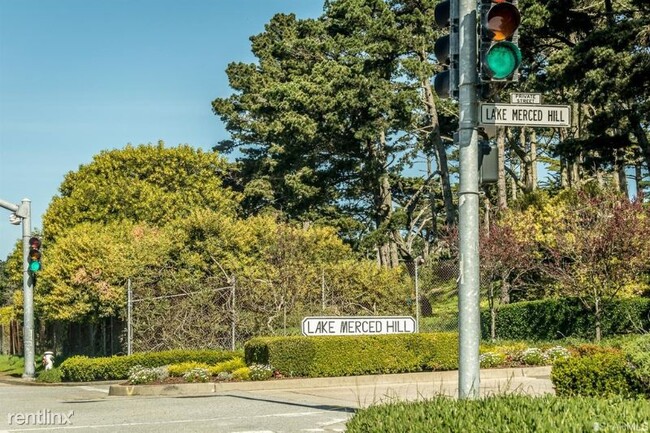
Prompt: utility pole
<box><xmin>457</xmin><ymin>0</ymin><xmax>481</xmax><ymax>399</ymax></box>
<box><xmin>0</xmin><ymin>198</ymin><xmax>36</xmax><ymax>379</ymax></box>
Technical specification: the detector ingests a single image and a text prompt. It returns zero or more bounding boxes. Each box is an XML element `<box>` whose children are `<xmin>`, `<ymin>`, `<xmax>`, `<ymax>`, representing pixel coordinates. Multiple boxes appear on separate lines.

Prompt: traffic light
<box><xmin>479</xmin><ymin>141</ymin><xmax>498</xmax><ymax>185</ymax></box>
<box><xmin>433</xmin><ymin>0</ymin><xmax>458</xmax><ymax>99</ymax></box>
<box><xmin>479</xmin><ymin>0</ymin><xmax>522</xmax><ymax>82</ymax></box>
<box><xmin>28</xmin><ymin>237</ymin><xmax>42</xmax><ymax>273</ymax></box>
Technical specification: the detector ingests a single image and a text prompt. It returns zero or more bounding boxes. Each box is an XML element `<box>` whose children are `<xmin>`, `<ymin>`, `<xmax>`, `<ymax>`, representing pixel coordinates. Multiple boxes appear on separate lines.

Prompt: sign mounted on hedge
<box><xmin>301</xmin><ymin>316</ymin><xmax>416</xmax><ymax>336</ymax></box>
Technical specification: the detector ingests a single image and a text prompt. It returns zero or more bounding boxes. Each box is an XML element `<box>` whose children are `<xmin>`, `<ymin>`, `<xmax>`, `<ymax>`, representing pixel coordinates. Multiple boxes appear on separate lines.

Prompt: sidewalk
<box><xmin>108</xmin><ymin>366</ymin><xmax>555</xmax><ymax>408</ymax></box>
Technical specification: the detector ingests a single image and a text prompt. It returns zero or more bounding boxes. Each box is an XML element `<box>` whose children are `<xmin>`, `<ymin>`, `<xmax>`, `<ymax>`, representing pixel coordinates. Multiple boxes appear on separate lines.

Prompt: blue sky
<box><xmin>0</xmin><ymin>0</ymin><xmax>324</xmax><ymax>259</ymax></box>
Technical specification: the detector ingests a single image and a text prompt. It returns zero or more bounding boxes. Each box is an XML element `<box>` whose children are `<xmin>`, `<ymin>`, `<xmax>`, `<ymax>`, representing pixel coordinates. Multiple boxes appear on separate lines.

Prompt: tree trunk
<box><xmin>422</xmin><ymin>77</ymin><xmax>455</xmax><ymax>226</ymax></box>
<box><xmin>635</xmin><ymin>163</ymin><xmax>644</xmax><ymax>200</ymax></box>
<box><xmin>594</xmin><ymin>297</ymin><xmax>601</xmax><ymax>343</ymax></box>
<box><xmin>497</xmin><ymin>127</ymin><xmax>508</xmax><ymax>210</ymax></box>
<box><xmin>530</xmin><ymin>130</ymin><xmax>537</xmax><ymax>190</ymax></box>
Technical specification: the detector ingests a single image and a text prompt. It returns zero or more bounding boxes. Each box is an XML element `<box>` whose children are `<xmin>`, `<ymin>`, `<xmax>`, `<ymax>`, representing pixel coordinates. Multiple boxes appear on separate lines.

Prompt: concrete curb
<box><xmin>108</xmin><ymin>366</ymin><xmax>552</xmax><ymax>397</ymax></box>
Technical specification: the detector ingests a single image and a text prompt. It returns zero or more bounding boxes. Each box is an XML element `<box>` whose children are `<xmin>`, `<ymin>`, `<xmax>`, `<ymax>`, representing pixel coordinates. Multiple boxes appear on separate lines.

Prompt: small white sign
<box><xmin>480</xmin><ymin>103</ymin><xmax>571</xmax><ymax>128</ymax></box>
<box><xmin>510</xmin><ymin>92</ymin><xmax>542</xmax><ymax>104</ymax></box>
<box><xmin>301</xmin><ymin>316</ymin><xmax>416</xmax><ymax>336</ymax></box>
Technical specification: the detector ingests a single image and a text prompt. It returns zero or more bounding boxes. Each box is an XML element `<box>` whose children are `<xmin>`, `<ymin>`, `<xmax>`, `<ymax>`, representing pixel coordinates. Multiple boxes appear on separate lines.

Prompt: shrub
<box><xmin>36</xmin><ymin>368</ymin><xmax>63</xmax><ymax>383</ymax></box>
<box><xmin>209</xmin><ymin>357</ymin><xmax>246</xmax><ymax>375</ymax></box>
<box><xmin>543</xmin><ymin>346</ymin><xmax>570</xmax><ymax>363</ymax></box>
<box><xmin>346</xmin><ymin>395</ymin><xmax>650</xmax><ymax>433</ymax></box>
<box><xmin>232</xmin><ymin>367</ymin><xmax>250</xmax><ymax>381</ymax></box>
<box><xmin>128</xmin><ymin>365</ymin><xmax>168</xmax><ymax>385</ymax></box>
<box><xmin>551</xmin><ymin>352</ymin><xmax>635</xmax><ymax>397</ymax></box>
<box><xmin>481</xmin><ymin>297</ymin><xmax>650</xmax><ymax>341</ymax></box>
<box><xmin>168</xmin><ymin>362</ymin><xmax>210</xmax><ymax>377</ymax></box>
<box><xmin>622</xmin><ymin>334</ymin><xmax>650</xmax><ymax>395</ymax></box>
<box><xmin>183</xmin><ymin>368</ymin><xmax>210</xmax><ymax>383</ymax></box>
<box><xmin>245</xmin><ymin>333</ymin><xmax>458</xmax><ymax>378</ymax></box>
<box><xmin>479</xmin><ymin>352</ymin><xmax>505</xmax><ymax>368</ymax></box>
<box><xmin>216</xmin><ymin>371</ymin><xmax>233</xmax><ymax>381</ymax></box>
<box><xmin>249</xmin><ymin>364</ymin><xmax>273</xmax><ymax>381</ymax></box>
<box><xmin>59</xmin><ymin>349</ymin><xmax>241</xmax><ymax>382</ymax></box>
<box><xmin>517</xmin><ymin>348</ymin><xmax>546</xmax><ymax>366</ymax></box>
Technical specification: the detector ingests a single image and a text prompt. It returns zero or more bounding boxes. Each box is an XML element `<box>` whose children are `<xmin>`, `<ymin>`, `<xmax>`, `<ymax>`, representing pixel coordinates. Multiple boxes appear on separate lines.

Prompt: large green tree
<box><xmin>43</xmin><ymin>142</ymin><xmax>240</xmax><ymax>242</ymax></box>
<box><xmin>213</xmin><ymin>0</ymin><xmax>457</xmax><ymax>266</ymax></box>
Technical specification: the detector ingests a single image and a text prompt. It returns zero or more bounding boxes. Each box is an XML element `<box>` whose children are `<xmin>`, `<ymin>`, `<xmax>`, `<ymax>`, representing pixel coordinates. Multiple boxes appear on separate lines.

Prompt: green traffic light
<box><xmin>29</xmin><ymin>261</ymin><xmax>41</xmax><ymax>272</ymax></box>
<box><xmin>485</xmin><ymin>41</ymin><xmax>522</xmax><ymax>80</ymax></box>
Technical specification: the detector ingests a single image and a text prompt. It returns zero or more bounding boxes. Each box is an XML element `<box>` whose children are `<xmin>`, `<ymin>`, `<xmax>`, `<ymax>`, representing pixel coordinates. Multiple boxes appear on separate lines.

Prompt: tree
<box><xmin>42</xmin><ymin>142</ymin><xmax>240</xmax><ymax>243</ymax></box>
<box><xmin>213</xmin><ymin>1</ymin><xmax>457</xmax><ymax>266</ymax></box>
<box><xmin>38</xmin><ymin>221</ymin><xmax>176</xmax><ymax>323</ymax></box>
<box><xmin>541</xmin><ymin>187</ymin><xmax>650</xmax><ymax>341</ymax></box>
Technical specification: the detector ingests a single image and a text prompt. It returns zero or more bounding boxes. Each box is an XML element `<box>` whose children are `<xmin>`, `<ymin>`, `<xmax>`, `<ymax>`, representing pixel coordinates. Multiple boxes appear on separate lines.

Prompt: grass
<box><xmin>0</xmin><ymin>355</ymin><xmax>24</xmax><ymax>377</ymax></box>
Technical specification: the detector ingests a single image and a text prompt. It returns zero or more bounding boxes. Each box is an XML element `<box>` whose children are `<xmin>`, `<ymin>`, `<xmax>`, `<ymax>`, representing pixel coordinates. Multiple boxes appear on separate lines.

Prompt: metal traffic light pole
<box><xmin>457</xmin><ymin>0</ymin><xmax>481</xmax><ymax>399</ymax></box>
<box><xmin>0</xmin><ymin>198</ymin><xmax>35</xmax><ymax>379</ymax></box>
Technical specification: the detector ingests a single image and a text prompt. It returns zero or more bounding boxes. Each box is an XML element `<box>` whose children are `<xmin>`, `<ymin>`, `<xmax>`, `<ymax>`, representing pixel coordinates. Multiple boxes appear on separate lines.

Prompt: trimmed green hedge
<box><xmin>346</xmin><ymin>395</ymin><xmax>650</xmax><ymax>433</ymax></box>
<box><xmin>245</xmin><ymin>332</ymin><xmax>458</xmax><ymax>377</ymax></box>
<box><xmin>60</xmin><ymin>349</ymin><xmax>241</xmax><ymax>382</ymax></box>
<box><xmin>551</xmin><ymin>352</ymin><xmax>635</xmax><ymax>398</ymax></box>
<box><xmin>481</xmin><ymin>297</ymin><xmax>650</xmax><ymax>341</ymax></box>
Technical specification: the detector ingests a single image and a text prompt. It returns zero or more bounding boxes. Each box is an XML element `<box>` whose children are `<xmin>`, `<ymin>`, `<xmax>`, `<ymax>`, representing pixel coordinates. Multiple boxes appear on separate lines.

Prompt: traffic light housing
<box><xmin>28</xmin><ymin>237</ymin><xmax>42</xmax><ymax>273</ymax></box>
<box><xmin>479</xmin><ymin>141</ymin><xmax>498</xmax><ymax>185</ymax></box>
<box><xmin>433</xmin><ymin>0</ymin><xmax>459</xmax><ymax>99</ymax></box>
<box><xmin>479</xmin><ymin>0</ymin><xmax>522</xmax><ymax>82</ymax></box>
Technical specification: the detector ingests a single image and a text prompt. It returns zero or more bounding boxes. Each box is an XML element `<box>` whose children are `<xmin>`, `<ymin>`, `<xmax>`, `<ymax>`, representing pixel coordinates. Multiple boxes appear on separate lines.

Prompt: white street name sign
<box><xmin>480</xmin><ymin>103</ymin><xmax>571</xmax><ymax>128</ymax></box>
<box><xmin>301</xmin><ymin>316</ymin><xmax>416</xmax><ymax>336</ymax></box>
<box><xmin>510</xmin><ymin>92</ymin><xmax>542</xmax><ymax>104</ymax></box>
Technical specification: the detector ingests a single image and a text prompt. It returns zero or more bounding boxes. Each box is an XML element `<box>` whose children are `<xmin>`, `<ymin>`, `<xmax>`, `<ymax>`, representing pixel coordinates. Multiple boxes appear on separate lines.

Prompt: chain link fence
<box><xmin>2</xmin><ymin>258</ymin><xmax>479</xmax><ymax>356</ymax></box>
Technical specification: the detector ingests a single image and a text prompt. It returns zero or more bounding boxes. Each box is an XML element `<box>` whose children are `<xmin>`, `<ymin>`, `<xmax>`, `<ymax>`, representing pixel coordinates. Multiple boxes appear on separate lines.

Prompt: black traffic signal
<box><xmin>433</xmin><ymin>0</ymin><xmax>459</xmax><ymax>99</ymax></box>
<box><xmin>479</xmin><ymin>0</ymin><xmax>522</xmax><ymax>82</ymax></box>
<box><xmin>28</xmin><ymin>237</ymin><xmax>42</xmax><ymax>273</ymax></box>
<box><xmin>479</xmin><ymin>141</ymin><xmax>498</xmax><ymax>185</ymax></box>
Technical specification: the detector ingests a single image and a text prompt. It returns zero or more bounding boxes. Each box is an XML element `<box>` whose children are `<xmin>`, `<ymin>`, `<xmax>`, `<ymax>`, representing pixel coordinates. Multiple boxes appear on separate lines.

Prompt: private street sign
<box><xmin>480</xmin><ymin>103</ymin><xmax>571</xmax><ymax>128</ymax></box>
<box><xmin>510</xmin><ymin>92</ymin><xmax>542</xmax><ymax>104</ymax></box>
<box><xmin>301</xmin><ymin>316</ymin><xmax>416</xmax><ymax>336</ymax></box>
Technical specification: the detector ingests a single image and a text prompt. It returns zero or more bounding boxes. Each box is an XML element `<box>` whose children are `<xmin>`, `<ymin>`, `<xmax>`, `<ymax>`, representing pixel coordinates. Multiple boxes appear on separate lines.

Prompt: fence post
<box><xmin>231</xmin><ymin>277</ymin><xmax>236</xmax><ymax>351</ymax></box>
<box><xmin>415</xmin><ymin>258</ymin><xmax>421</xmax><ymax>333</ymax></box>
<box><xmin>127</xmin><ymin>279</ymin><xmax>132</xmax><ymax>356</ymax></box>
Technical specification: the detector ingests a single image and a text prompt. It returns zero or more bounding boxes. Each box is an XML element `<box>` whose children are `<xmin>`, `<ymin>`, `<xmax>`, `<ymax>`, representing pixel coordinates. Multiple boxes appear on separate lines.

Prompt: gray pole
<box><xmin>231</xmin><ymin>278</ymin><xmax>236</xmax><ymax>351</ymax></box>
<box><xmin>457</xmin><ymin>0</ymin><xmax>481</xmax><ymax>399</ymax></box>
<box><xmin>127</xmin><ymin>279</ymin><xmax>132</xmax><ymax>356</ymax></box>
<box><xmin>21</xmin><ymin>199</ymin><xmax>35</xmax><ymax>379</ymax></box>
<box><xmin>414</xmin><ymin>258</ymin><xmax>420</xmax><ymax>333</ymax></box>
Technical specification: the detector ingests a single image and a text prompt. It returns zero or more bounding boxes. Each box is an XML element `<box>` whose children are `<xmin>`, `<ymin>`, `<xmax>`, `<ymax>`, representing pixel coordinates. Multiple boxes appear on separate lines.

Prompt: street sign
<box><xmin>480</xmin><ymin>103</ymin><xmax>571</xmax><ymax>127</ymax></box>
<box><xmin>510</xmin><ymin>92</ymin><xmax>542</xmax><ymax>104</ymax></box>
<box><xmin>301</xmin><ymin>316</ymin><xmax>416</xmax><ymax>336</ymax></box>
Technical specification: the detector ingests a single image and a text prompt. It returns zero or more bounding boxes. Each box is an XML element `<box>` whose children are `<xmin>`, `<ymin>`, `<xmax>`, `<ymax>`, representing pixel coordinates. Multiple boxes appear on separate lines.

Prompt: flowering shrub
<box><xmin>128</xmin><ymin>365</ymin><xmax>168</xmax><ymax>384</ymax></box>
<box><xmin>480</xmin><ymin>352</ymin><xmax>506</xmax><ymax>368</ymax></box>
<box><xmin>544</xmin><ymin>346</ymin><xmax>570</xmax><ymax>363</ymax></box>
<box><xmin>249</xmin><ymin>364</ymin><xmax>273</xmax><ymax>381</ymax></box>
<box><xmin>518</xmin><ymin>348</ymin><xmax>546</xmax><ymax>366</ymax></box>
<box><xmin>216</xmin><ymin>371</ymin><xmax>233</xmax><ymax>381</ymax></box>
<box><xmin>183</xmin><ymin>367</ymin><xmax>210</xmax><ymax>383</ymax></box>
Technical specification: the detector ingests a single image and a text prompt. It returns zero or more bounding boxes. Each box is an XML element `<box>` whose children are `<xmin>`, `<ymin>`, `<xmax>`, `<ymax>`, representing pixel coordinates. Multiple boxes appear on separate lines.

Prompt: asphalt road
<box><xmin>0</xmin><ymin>367</ymin><xmax>554</xmax><ymax>433</ymax></box>
<box><xmin>0</xmin><ymin>382</ymin><xmax>353</xmax><ymax>433</ymax></box>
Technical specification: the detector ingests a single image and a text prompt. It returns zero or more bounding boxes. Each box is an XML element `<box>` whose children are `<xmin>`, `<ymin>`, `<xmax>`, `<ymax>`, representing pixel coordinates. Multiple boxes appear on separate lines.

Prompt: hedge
<box><xmin>481</xmin><ymin>297</ymin><xmax>650</xmax><ymax>341</ymax></box>
<box><xmin>346</xmin><ymin>395</ymin><xmax>650</xmax><ymax>433</ymax></box>
<box><xmin>59</xmin><ymin>349</ymin><xmax>241</xmax><ymax>382</ymax></box>
<box><xmin>551</xmin><ymin>352</ymin><xmax>635</xmax><ymax>398</ymax></box>
<box><xmin>244</xmin><ymin>332</ymin><xmax>458</xmax><ymax>377</ymax></box>
<box><xmin>551</xmin><ymin>335</ymin><xmax>650</xmax><ymax>398</ymax></box>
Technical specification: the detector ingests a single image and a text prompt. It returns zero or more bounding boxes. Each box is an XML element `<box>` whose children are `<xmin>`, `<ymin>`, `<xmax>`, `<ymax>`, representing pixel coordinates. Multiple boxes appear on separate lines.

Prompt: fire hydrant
<box><xmin>42</xmin><ymin>351</ymin><xmax>55</xmax><ymax>371</ymax></box>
